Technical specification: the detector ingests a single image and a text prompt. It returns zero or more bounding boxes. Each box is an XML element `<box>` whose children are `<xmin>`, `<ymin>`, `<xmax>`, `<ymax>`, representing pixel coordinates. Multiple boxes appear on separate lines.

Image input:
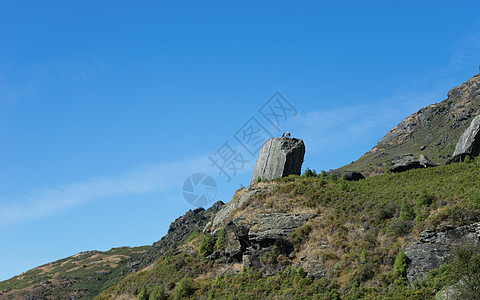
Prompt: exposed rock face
<box><xmin>224</xmin><ymin>221</ymin><xmax>250</xmax><ymax>263</ymax></box>
<box><xmin>213</xmin><ymin>212</ymin><xmax>314</xmax><ymax>271</ymax></box>
<box><xmin>248</xmin><ymin>213</ymin><xmax>315</xmax><ymax>247</ymax></box>
<box><xmin>324</xmin><ymin>170</ymin><xmax>365</xmax><ymax>181</ymax></box>
<box><xmin>389</xmin><ymin>154</ymin><xmax>437</xmax><ymax>173</ymax></box>
<box><xmin>208</xmin><ymin>188</ymin><xmax>266</xmax><ymax>230</ymax></box>
<box><xmin>447</xmin><ymin>114</ymin><xmax>480</xmax><ymax>163</ymax></box>
<box><xmin>405</xmin><ymin>223</ymin><xmax>480</xmax><ymax>283</ymax></box>
<box><xmin>250</xmin><ymin>137</ymin><xmax>305</xmax><ymax>186</ymax></box>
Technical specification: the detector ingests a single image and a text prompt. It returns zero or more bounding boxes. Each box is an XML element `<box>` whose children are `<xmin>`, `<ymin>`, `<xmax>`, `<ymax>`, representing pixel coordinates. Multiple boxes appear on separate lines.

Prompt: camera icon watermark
<box><xmin>182</xmin><ymin>172</ymin><xmax>217</xmax><ymax>208</ymax></box>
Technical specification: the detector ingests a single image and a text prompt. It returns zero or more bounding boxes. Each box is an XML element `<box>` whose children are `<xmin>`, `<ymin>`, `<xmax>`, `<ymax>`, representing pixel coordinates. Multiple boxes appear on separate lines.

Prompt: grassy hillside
<box><xmin>97</xmin><ymin>161</ymin><xmax>480</xmax><ymax>299</ymax></box>
<box><xmin>0</xmin><ymin>246</ymin><xmax>149</xmax><ymax>299</ymax></box>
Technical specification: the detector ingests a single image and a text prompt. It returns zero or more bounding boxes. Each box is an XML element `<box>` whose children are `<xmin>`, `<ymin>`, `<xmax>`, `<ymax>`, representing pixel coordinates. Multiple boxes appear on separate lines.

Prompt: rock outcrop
<box><xmin>133</xmin><ymin>201</ymin><xmax>224</xmax><ymax>272</ymax></box>
<box><xmin>250</xmin><ymin>137</ymin><xmax>305</xmax><ymax>186</ymax></box>
<box><xmin>389</xmin><ymin>153</ymin><xmax>437</xmax><ymax>173</ymax></box>
<box><xmin>248</xmin><ymin>213</ymin><xmax>315</xmax><ymax>247</ymax></box>
<box><xmin>207</xmin><ymin>187</ymin><xmax>268</xmax><ymax>230</ymax></box>
<box><xmin>405</xmin><ymin>223</ymin><xmax>480</xmax><ymax>283</ymax></box>
<box><xmin>447</xmin><ymin>114</ymin><xmax>480</xmax><ymax>163</ymax></box>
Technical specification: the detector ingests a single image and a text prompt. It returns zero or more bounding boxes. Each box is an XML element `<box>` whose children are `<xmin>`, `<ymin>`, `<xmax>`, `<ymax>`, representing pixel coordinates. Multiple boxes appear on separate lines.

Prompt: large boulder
<box><xmin>250</xmin><ymin>137</ymin><xmax>305</xmax><ymax>186</ymax></box>
<box><xmin>447</xmin><ymin>114</ymin><xmax>480</xmax><ymax>163</ymax></box>
<box><xmin>389</xmin><ymin>154</ymin><xmax>437</xmax><ymax>173</ymax></box>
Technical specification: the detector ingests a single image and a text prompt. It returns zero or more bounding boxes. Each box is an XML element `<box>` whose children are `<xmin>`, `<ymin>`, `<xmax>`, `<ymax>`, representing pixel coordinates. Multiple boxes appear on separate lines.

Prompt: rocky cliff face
<box><xmin>344</xmin><ymin>73</ymin><xmax>480</xmax><ymax>176</ymax></box>
<box><xmin>250</xmin><ymin>137</ymin><xmax>305</xmax><ymax>185</ymax></box>
<box><xmin>405</xmin><ymin>223</ymin><xmax>480</xmax><ymax>283</ymax></box>
<box><xmin>448</xmin><ymin>114</ymin><xmax>480</xmax><ymax>163</ymax></box>
<box><xmin>131</xmin><ymin>201</ymin><xmax>224</xmax><ymax>272</ymax></box>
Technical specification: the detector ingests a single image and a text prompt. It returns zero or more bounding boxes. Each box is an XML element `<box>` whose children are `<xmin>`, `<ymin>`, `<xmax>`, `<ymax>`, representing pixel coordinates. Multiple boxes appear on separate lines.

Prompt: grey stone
<box><xmin>323</xmin><ymin>170</ymin><xmax>365</xmax><ymax>181</ymax></box>
<box><xmin>419</xmin><ymin>154</ymin><xmax>438</xmax><ymax>168</ymax></box>
<box><xmin>209</xmin><ymin>187</ymin><xmax>267</xmax><ymax>230</ymax></box>
<box><xmin>248</xmin><ymin>213</ymin><xmax>314</xmax><ymax>247</ymax></box>
<box><xmin>389</xmin><ymin>154</ymin><xmax>422</xmax><ymax>173</ymax></box>
<box><xmin>405</xmin><ymin>222</ymin><xmax>480</xmax><ymax>283</ymax></box>
<box><xmin>389</xmin><ymin>153</ymin><xmax>437</xmax><ymax>173</ymax></box>
<box><xmin>448</xmin><ymin>114</ymin><xmax>480</xmax><ymax>163</ymax></box>
<box><xmin>224</xmin><ymin>222</ymin><xmax>250</xmax><ymax>263</ymax></box>
<box><xmin>250</xmin><ymin>137</ymin><xmax>305</xmax><ymax>186</ymax></box>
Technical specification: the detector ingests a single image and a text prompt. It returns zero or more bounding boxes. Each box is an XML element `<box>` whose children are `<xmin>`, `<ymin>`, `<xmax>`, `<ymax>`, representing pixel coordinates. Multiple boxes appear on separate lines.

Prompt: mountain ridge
<box><xmin>342</xmin><ymin>73</ymin><xmax>480</xmax><ymax>176</ymax></box>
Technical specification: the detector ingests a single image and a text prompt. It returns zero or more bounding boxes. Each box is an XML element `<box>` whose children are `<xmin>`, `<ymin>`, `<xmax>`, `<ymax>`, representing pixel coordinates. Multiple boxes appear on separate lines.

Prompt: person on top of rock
<box><xmin>286</xmin><ymin>131</ymin><xmax>291</xmax><ymax>137</ymax></box>
<box><xmin>282</xmin><ymin>133</ymin><xmax>285</xmax><ymax>137</ymax></box>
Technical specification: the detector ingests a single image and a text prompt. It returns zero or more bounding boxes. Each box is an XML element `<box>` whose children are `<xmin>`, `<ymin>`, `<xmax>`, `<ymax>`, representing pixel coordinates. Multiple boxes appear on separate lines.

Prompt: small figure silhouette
<box><xmin>286</xmin><ymin>131</ymin><xmax>291</xmax><ymax>137</ymax></box>
<box><xmin>282</xmin><ymin>133</ymin><xmax>285</xmax><ymax>137</ymax></box>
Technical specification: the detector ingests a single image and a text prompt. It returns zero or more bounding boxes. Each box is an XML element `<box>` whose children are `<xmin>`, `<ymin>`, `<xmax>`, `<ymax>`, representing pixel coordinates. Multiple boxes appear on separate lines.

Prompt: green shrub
<box><xmin>464</xmin><ymin>155</ymin><xmax>473</xmax><ymax>163</ymax></box>
<box><xmin>186</xmin><ymin>231</ymin><xmax>200</xmax><ymax>243</ymax></box>
<box><xmin>377</xmin><ymin>202</ymin><xmax>397</xmax><ymax>220</ymax></box>
<box><xmin>394</xmin><ymin>252</ymin><xmax>407</xmax><ymax>278</ymax></box>
<box><xmin>174</xmin><ymin>277</ymin><xmax>195</xmax><ymax>299</ymax></box>
<box><xmin>256</xmin><ymin>177</ymin><xmax>262</xmax><ymax>183</ymax></box>
<box><xmin>138</xmin><ymin>287</ymin><xmax>149</xmax><ymax>300</ymax></box>
<box><xmin>302</xmin><ymin>168</ymin><xmax>317</xmax><ymax>177</ymax></box>
<box><xmin>339</xmin><ymin>180</ymin><xmax>348</xmax><ymax>191</ymax></box>
<box><xmin>400</xmin><ymin>201</ymin><xmax>415</xmax><ymax>221</ymax></box>
<box><xmin>296</xmin><ymin>265</ymin><xmax>306</xmax><ymax>277</ymax></box>
<box><xmin>329</xmin><ymin>173</ymin><xmax>337</xmax><ymax>182</ymax></box>
<box><xmin>416</xmin><ymin>191</ymin><xmax>434</xmax><ymax>207</ymax></box>
<box><xmin>198</xmin><ymin>234</ymin><xmax>214</xmax><ymax>257</ymax></box>
<box><xmin>319</xmin><ymin>170</ymin><xmax>327</xmax><ymax>179</ymax></box>
<box><xmin>448</xmin><ymin>244</ymin><xmax>480</xmax><ymax>299</ymax></box>
<box><xmin>391</xmin><ymin>220</ymin><xmax>413</xmax><ymax>236</ymax></box>
<box><xmin>150</xmin><ymin>284</ymin><xmax>166</xmax><ymax>300</ymax></box>
<box><xmin>215</xmin><ymin>228</ymin><xmax>226</xmax><ymax>250</ymax></box>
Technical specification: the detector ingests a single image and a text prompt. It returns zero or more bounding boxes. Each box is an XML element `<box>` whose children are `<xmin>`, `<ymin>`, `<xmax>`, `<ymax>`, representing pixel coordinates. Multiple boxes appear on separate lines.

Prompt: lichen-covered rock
<box><xmin>389</xmin><ymin>153</ymin><xmax>437</xmax><ymax>173</ymax></box>
<box><xmin>389</xmin><ymin>154</ymin><xmax>422</xmax><ymax>173</ymax></box>
<box><xmin>250</xmin><ymin>137</ymin><xmax>305</xmax><ymax>186</ymax></box>
<box><xmin>222</xmin><ymin>221</ymin><xmax>250</xmax><ymax>263</ymax></box>
<box><xmin>405</xmin><ymin>223</ymin><xmax>480</xmax><ymax>283</ymax></box>
<box><xmin>447</xmin><ymin>114</ymin><xmax>480</xmax><ymax>163</ymax></box>
<box><xmin>248</xmin><ymin>213</ymin><xmax>314</xmax><ymax>247</ymax></box>
<box><xmin>207</xmin><ymin>186</ymin><xmax>273</xmax><ymax>231</ymax></box>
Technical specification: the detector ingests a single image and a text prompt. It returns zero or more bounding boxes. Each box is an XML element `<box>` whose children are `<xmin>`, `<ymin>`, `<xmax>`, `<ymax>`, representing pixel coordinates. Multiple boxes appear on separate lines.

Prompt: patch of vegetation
<box><xmin>198</xmin><ymin>234</ymin><xmax>215</xmax><ymax>257</ymax></box>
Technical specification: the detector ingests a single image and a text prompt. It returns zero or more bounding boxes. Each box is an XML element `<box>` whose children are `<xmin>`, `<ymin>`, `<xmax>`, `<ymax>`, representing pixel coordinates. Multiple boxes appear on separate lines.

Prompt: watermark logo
<box><xmin>182</xmin><ymin>92</ymin><xmax>297</xmax><ymax>207</ymax></box>
<box><xmin>182</xmin><ymin>173</ymin><xmax>217</xmax><ymax>207</ymax></box>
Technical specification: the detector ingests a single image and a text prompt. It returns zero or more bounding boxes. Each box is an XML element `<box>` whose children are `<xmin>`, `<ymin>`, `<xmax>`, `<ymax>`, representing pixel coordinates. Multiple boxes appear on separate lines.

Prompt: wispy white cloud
<box><xmin>0</xmin><ymin>156</ymin><xmax>212</xmax><ymax>227</ymax></box>
<box><xmin>285</xmin><ymin>91</ymin><xmax>440</xmax><ymax>153</ymax></box>
<box><xmin>0</xmin><ymin>149</ymin><xmax>257</xmax><ymax>228</ymax></box>
<box><xmin>449</xmin><ymin>32</ymin><xmax>480</xmax><ymax>71</ymax></box>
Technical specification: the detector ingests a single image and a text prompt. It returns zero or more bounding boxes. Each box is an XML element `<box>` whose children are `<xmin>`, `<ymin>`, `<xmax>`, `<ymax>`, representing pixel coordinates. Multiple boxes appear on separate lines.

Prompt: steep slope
<box><xmin>0</xmin><ymin>203</ymin><xmax>224</xmax><ymax>300</ymax></box>
<box><xmin>0</xmin><ymin>246</ymin><xmax>149</xmax><ymax>299</ymax></box>
<box><xmin>98</xmin><ymin>163</ymin><xmax>480</xmax><ymax>299</ymax></box>
<box><xmin>342</xmin><ymin>73</ymin><xmax>480</xmax><ymax>176</ymax></box>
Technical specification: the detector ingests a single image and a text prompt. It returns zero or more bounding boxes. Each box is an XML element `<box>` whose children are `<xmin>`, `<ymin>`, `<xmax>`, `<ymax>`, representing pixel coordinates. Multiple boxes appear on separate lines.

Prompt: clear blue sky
<box><xmin>1</xmin><ymin>1</ymin><xmax>480</xmax><ymax>281</ymax></box>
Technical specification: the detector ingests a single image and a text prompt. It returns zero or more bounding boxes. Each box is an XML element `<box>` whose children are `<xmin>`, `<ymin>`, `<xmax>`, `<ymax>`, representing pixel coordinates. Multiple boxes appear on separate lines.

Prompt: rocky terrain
<box><xmin>342</xmin><ymin>74</ymin><xmax>480</xmax><ymax>176</ymax></box>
